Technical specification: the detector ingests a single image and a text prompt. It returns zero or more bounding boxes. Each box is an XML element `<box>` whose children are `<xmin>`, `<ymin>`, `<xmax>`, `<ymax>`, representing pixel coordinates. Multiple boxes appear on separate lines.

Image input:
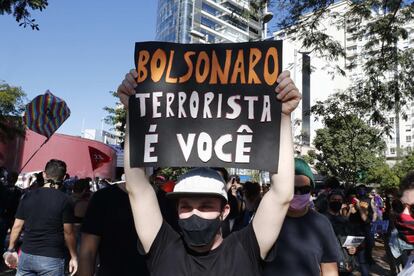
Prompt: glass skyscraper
<box><xmin>156</xmin><ymin>0</ymin><xmax>269</xmax><ymax>43</ymax></box>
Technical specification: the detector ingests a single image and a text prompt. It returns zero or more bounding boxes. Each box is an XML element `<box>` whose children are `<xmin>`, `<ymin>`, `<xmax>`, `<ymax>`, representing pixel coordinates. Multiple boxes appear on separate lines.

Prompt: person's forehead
<box><xmin>294</xmin><ymin>175</ymin><xmax>311</xmax><ymax>187</ymax></box>
<box><xmin>401</xmin><ymin>189</ymin><xmax>414</xmax><ymax>204</ymax></box>
<box><xmin>330</xmin><ymin>195</ymin><xmax>343</xmax><ymax>201</ymax></box>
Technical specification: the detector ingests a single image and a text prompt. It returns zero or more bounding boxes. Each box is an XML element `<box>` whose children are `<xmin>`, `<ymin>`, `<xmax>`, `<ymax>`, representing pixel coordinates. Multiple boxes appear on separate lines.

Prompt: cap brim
<box><xmin>166</xmin><ymin>191</ymin><xmax>227</xmax><ymax>201</ymax></box>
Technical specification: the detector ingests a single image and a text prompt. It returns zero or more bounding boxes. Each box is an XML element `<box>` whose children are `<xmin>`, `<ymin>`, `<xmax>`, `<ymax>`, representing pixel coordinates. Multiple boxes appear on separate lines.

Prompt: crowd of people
<box><xmin>0</xmin><ymin>70</ymin><xmax>413</xmax><ymax>276</ymax></box>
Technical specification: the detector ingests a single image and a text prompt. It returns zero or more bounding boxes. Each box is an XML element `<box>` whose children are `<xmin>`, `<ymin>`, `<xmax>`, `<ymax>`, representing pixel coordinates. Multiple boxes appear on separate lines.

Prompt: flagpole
<box><xmin>19</xmin><ymin>137</ymin><xmax>50</xmax><ymax>174</ymax></box>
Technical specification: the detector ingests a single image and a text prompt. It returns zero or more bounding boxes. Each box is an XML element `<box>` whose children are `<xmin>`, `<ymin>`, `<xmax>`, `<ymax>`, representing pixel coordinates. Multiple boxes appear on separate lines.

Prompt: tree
<box><xmin>311</xmin><ymin>91</ymin><xmax>386</xmax><ymax>186</ymax></box>
<box><xmin>0</xmin><ymin>82</ymin><xmax>27</xmax><ymax>142</ymax></box>
<box><xmin>393</xmin><ymin>151</ymin><xmax>414</xmax><ymax>179</ymax></box>
<box><xmin>0</xmin><ymin>0</ymin><xmax>48</xmax><ymax>30</ymax></box>
<box><xmin>274</xmin><ymin>0</ymin><xmax>414</xmax><ymax>132</ymax></box>
<box><xmin>103</xmin><ymin>91</ymin><xmax>126</xmax><ymax>142</ymax></box>
<box><xmin>364</xmin><ymin>157</ymin><xmax>399</xmax><ymax>189</ymax></box>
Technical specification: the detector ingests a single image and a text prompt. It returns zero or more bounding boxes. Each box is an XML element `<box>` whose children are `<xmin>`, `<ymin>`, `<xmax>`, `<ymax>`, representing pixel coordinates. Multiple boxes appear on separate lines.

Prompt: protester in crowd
<box><xmin>232</xmin><ymin>181</ymin><xmax>262</xmax><ymax>231</ymax></box>
<box><xmin>370</xmin><ymin>189</ymin><xmax>384</xmax><ymax>221</ymax></box>
<box><xmin>213</xmin><ymin>170</ymin><xmax>242</xmax><ymax>237</ymax></box>
<box><xmin>263</xmin><ymin>158</ymin><xmax>339</xmax><ymax>276</ymax></box>
<box><xmin>78</xmin><ymin>181</ymin><xmax>149</xmax><ymax>276</ymax></box>
<box><xmin>314</xmin><ymin>176</ymin><xmax>341</xmax><ymax>214</ymax></box>
<box><xmin>324</xmin><ymin>190</ymin><xmax>358</xmax><ymax>276</ymax></box>
<box><xmin>0</xmin><ymin>169</ymin><xmax>21</xmax><ymax>257</ymax></box>
<box><xmin>71</xmin><ymin>179</ymin><xmax>92</xmax><ymax>248</ymax></box>
<box><xmin>149</xmin><ymin>172</ymin><xmax>179</xmax><ymax>231</ymax></box>
<box><xmin>3</xmin><ymin>159</ymin><xmax>77</xmax><ymax>276</ymax></box>
<box><xmin>344</xmin><ymin>186</ymin><xmax>372</xmax><ymax>275</ymax></box>
<box><xmin>390</xmin><ymin>171</ymin><xmax>414</xmax><ymax>269</ymax></box>
<box><xmin>0</xmin><ymin>167</ymin><xmax>10</xmax><ymax>256</ymax></box>
<box><xmin>117</xmin><ymin>69</ymin><xmax>301</xmax><ymax>275</ymax></box>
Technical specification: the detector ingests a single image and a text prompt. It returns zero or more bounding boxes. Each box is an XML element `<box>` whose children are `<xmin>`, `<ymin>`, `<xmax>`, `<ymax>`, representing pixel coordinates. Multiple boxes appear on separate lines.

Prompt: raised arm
<box><xmin>118</xmin><ymin>70</ymin><xmax>163</xmax><ymax>253</ymax></box>
<box><xmin>252</xmin><ymin>71</ymin><xmax>301</xmax><ymax>259</ymax></box>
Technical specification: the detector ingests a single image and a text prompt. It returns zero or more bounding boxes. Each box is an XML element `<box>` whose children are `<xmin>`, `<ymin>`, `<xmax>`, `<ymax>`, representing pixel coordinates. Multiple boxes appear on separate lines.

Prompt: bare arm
<box><xmin>252</xmin><ymin>71</ymin><xmax>301</xmax><ymax>259</ymax></box>
<box><xmin>64</xmin><ymin>223</ymin><xmax>78</xmax><ymax>276</ymax></box>
<box><xmin>320</xmin><ymin>262</ymin><xmax>339</xmax><ymax>276</ymax></box>
<box><xmin>78</xmin><ymin>234</ymin><xmax>100</xmax><ymax>276</ymax></box>
<box><xmin>7</xmin><ymin>218</ymin><xmax>24</xmax><ymax>250</ymax></box>
<box><xmin>118</xmin><ymin>70</ymin><xmax>163</xmax><ymax>253</ymax></box>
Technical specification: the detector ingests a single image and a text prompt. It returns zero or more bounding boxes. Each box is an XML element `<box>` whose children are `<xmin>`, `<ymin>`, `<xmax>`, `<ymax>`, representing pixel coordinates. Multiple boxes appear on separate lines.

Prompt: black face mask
<box><xmin>329</xmin><ymin>201</ymin><xmax>342</xmax><ymax>213</ymax></box>
<box><xmin>178</xmin><ymin>214</ymin><xmax>222</xmax><ymax>247</ymax></box>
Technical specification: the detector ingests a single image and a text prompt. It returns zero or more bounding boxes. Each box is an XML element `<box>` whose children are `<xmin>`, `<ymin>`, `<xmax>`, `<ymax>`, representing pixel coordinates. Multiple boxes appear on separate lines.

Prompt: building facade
<box><xmin>273</xmin><ymin>0</ymin><xmax>414</xmax><ymax>161</ymax></box>
<box><xmin>156</xmin><ymin>0</ymin><xmax>270</xmax><ymax>43</ymax></box>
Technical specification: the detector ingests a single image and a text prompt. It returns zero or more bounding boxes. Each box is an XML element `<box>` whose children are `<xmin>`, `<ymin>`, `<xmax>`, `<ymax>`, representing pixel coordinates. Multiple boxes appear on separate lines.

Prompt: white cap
<box><xmin>167</xmin><ymin>168</ymin><xmax>228</xmax><ymax>201</ymax></box>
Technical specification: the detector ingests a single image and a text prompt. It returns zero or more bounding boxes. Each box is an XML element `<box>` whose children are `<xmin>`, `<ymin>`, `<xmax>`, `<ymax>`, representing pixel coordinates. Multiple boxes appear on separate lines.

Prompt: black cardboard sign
<box><xmin>129</xmin><ymin>40</ymin><xmax>282</xmax><ymax>172</ymax></box>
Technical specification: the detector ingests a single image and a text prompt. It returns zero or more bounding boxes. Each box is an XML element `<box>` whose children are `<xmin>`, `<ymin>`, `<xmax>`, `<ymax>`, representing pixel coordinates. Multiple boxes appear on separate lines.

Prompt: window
<box><xmin>390</xmin><ymin>117</ymin><xmax>394</xmax><ymax>124</ymax></box>
<box><xmin>407</xmin><ymin>136</ymin><xmax>412</xmax><ymax>143</ymax></box>
<box><xmin>347</xmin><ymin>46</ymin><xmax>357</xmax><ymax>51</ymax></box>
<box><xmin>390</xmin><ymin>148</ymin><xmax>396</xmax><ymax>155</ymax></box>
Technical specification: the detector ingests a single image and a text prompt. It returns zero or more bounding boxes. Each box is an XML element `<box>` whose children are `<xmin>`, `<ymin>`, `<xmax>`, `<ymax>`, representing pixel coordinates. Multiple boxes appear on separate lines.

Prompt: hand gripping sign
<box><xmin>129</xmin><ymin>41</ymin><xmax>282</xmax><ymax>172</ymax></box>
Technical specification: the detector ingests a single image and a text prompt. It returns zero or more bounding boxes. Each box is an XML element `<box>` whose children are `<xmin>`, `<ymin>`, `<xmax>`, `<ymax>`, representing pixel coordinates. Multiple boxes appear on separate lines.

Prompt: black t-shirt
<box><xmin>140</xmin><ymin>221</ymin><xmax>264</xmax><ymax>276</ymax></box>
<box><xmin>263</xmin><ymin>209</ymin><xmax>339</xmax><ymax>276</ymax></box>
<box><xmin>81</xmin><ymin>185</ymin><xmax>149</xmax><ymax>276</ymax></box>
<box><xmin>15</xmin><ymin>187</ymin><xmax>74</xmax><ymax>258</ymax></box>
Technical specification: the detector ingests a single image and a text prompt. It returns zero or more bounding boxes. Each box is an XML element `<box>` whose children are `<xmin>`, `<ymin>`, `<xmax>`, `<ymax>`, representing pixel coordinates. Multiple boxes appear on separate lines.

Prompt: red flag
<box><xmin>88</xmin><ymin>146</ymin><xmax>111</xmax><ymax>171</ymax></box>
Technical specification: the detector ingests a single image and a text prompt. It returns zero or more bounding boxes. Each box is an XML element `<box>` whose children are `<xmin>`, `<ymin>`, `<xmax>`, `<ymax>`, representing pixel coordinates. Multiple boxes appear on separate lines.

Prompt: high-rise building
<box><xmin>273</xmin><ymin>0</ymin><xmax>414</xmax><ymax>161</ymax></box>
<box><xmin>156</xmin><ymin>0</ymin><xmax>272</xmax><ymax>43</ymax></box>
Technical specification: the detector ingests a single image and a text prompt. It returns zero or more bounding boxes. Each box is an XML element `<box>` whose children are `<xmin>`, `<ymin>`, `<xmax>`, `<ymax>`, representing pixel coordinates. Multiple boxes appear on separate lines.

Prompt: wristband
<box><xmin>6</xmin><ymin>248</ymin><xmax>16</xmax><ymax>253</ymax></box>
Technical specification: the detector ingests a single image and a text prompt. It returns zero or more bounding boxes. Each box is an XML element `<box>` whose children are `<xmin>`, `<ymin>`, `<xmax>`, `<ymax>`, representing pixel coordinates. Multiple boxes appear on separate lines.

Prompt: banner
<box><xmin>129</xmin><ymin>41</ymin><xmax>282</xmax><ymax>172</ymax></box>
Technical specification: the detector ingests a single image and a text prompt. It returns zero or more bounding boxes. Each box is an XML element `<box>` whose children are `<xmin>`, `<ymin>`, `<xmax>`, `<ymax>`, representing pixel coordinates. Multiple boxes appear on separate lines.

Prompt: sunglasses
<box><xmin>392</xmin><ymin>199</ymin><xmax>414</xmax><ymax>216</ymax></box>
<box><xmin>294</xmin><ymin>186</ymin><xmax>312</xmax><ymax>195</ymax></box>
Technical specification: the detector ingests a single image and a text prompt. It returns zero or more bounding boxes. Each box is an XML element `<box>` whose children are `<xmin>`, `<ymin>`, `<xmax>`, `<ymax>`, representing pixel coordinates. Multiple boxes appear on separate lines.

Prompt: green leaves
<box><xmin>0</xmin><ymin>82</ymin><xmax>27</xmax><ymax>142</ymax></box>
<box><xmin>1</xmin><ymin>0</ymin><xmax>48</xmax><ymax>30</ymax></box>
<box><xmin>103</xmin><ymin>91</ymin><xmax>126</xmax><ymax>142</ymax></box>
<box><xmin>308</xmin><ymin>91</ymin><xmax>386</xmax><ymax>185</ymax></box>
<box><xmin>273</xmin><ymin>0</ymin><xmax>414</xmax><ymax>131</ymax></box>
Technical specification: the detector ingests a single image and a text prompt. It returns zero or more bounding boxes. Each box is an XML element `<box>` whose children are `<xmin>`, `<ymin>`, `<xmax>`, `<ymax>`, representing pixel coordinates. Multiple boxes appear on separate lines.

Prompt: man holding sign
<box><xmin>117</xmin><ymin>41</ymin><xmax>301</xmax><ymax>275</ymax></box>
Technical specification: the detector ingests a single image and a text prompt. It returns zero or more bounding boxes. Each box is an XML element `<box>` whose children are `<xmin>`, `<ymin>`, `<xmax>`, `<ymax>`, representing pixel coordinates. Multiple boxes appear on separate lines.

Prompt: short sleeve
<box><xmin>321</xmin><ymin>217</ymin><xmax>341</xmax><ymax>263</ymax></box>
<box><xmin>81</xmin><ymin>192</ymin><xmax>105</xmax><ymax>236</ymax></box>
<box><xmin>15</xmin><ymin>197</ymin><xmax>27</xmax><ymax>220</ymax></box>
<box><xmin>62</xmin><ymin>197</ymin><xmax>75</xmax><ymax>224</ymax></box>
<box><xmin>140</xmin><ymin>221</ymin><xmax>180</xmax><ymax>270</ymax></box>
<box><xmin>234</xmin><ymin>223</ymin><xmax>264</xmax><ymax>262</ymax></box>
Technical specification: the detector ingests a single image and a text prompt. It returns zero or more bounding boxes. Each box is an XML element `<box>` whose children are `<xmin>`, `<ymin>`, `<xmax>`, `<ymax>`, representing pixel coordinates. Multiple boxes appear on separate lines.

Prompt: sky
<box><xmin>0</xmin><ymin>1</ymin><xmax>281</xmax><ymax>136</ymax></box>
<box><xmin>0</xmin><ymin>0</ymin><xmax>158</xmax><ymax>136</ymax></box>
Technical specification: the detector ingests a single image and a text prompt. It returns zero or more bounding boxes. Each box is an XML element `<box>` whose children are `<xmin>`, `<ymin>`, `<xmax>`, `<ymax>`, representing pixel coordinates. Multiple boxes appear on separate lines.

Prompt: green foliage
<box><xmin>158</xmin><ymin>167</ymin><xmax>191</xmax><ymax>182</ymax></box>
<box><xmin>103</xmin><ymin>91</ymin><xmax>126</xmax><ymax>141</ymax></box>
<box><xmin>302</xmin><ymin>150</ymin><xmax>316</xmax><ymax>165</ymax></box>
<box><xmin>311</xmin><ymin>91</ymin><xmax>386</xmax><ymax>186</ymax></box>
<box><xmin>393</xmin><ymin>151</ymin><xmax>414</xmax><ymax>179</ymax></box>
<box><xmin>274</xmin><ymin>0</ymin><xmax>414</xmax><ymax>132</ymax></box>
<box><xmin>0</xmin><ymin>0</ymin><xmax>48</xmax><ymax>30</ymax></box>
<box><xmin>0</xmin><ymin>82</ymin><xmax>27</xmax><ymax>142</ymax></box>
<box><xmin>364</xmin><ymin>157</ymin><xmax>399</xmax><ymax>189</ymax></box>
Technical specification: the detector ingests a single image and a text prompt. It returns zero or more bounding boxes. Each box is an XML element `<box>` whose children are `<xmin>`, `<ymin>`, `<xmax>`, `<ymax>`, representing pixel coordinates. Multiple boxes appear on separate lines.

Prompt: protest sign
<box><xmin>129</xmin><ymin>41</ymin><xmax>282</xmax><ymax>172</ymax></box>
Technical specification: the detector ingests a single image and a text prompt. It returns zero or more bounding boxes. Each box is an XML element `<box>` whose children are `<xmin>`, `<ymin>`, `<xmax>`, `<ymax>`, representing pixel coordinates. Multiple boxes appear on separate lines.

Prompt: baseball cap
<box><xmin>166</xmin><ymin>168</ymin><xmax>228</xmax><ymax>201</ymax></box>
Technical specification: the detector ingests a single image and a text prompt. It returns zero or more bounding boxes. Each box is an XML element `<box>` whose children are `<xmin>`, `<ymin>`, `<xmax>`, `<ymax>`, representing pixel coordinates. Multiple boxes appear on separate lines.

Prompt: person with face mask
<box><xmin>324</xmin><ymin>190</ymin><xmax>358</xmax><ymax>276</ymax></box>
<box><xmin>263</xmin><ymin>158</ymin><xmax>340</xmax><ymax>276</ymax></box>
<box><xmin>389</xmin><ymin>171</ymin><xmax>414</xmax><ymax>273</ymax></box>
<box><xmin>117</xmin><ymin>69</ymin><xmax>301</xmax><ymax>275</ymax></box>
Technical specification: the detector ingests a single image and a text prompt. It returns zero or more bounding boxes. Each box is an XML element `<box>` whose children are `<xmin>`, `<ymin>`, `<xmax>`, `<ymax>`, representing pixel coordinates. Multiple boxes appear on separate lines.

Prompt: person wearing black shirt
<box><xmin>3</xmin><ymin>159</ymin><xmax>77</xmax><ymax>276</ymax></box>
<box><xmin>263</xmin><ymin>159</ymin><xmax>339</xmax><ymax>276</ymax></box>
<box><xmin>78</xmin><ymin>183</ymin><xmax>149</xmax><ymax>276</ymax></box>
<box><xmin>117</xmin><ymin>69</ymin><xmax>301</xmax><ymax>275</ymax></box>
